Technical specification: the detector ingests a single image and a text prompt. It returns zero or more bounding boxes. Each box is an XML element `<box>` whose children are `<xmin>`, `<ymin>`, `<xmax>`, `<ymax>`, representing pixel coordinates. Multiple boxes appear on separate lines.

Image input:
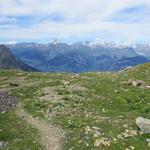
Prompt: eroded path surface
<box><xmin>16</xmin><ymin>103</ymin><xmax>65</xmax><ymax>150</ymax></box>
<box><xmin>0</xmin><ymin>91</ymin><xmax>18</xmax><ymax>113</ymax></box>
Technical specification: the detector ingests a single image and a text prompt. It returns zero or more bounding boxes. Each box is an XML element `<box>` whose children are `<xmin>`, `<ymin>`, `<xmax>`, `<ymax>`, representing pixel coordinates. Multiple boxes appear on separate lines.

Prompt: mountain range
<box><xmin>6</xmin><ymin>41</ymin><xmax>150</xmax><ymax>72</ymax></box>
<box><xmin>0</xmin><ymin>45</ymin><xmax>39</xmax><ymax>72</ymax></box>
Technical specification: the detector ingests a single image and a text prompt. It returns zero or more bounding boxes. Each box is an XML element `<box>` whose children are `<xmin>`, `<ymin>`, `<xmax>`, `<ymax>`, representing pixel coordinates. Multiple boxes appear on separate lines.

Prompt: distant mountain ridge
<box><xmin>7</xmin><ymin>42</ymin><xmax>150</xmax><ymax>72</ymax></box>
<box><xmin>0</xmin><ymin>45</ymin><xmax>39</xmax><ymax>72</ymax></box>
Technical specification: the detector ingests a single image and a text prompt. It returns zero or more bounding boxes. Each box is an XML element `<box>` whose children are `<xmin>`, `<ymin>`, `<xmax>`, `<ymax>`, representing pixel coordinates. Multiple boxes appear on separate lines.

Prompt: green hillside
<box><xmin>0</xmin><ymin>63</ymin><xmax>150</xmax><ymax>150</ymax></box>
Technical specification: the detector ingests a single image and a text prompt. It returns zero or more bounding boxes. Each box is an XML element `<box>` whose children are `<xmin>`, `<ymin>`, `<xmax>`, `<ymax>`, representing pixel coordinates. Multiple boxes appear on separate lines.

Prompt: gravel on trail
<box><xmin>0</xmin><ymin>91</ymin><xmax>18</xmax><ymax>113</ymax></box>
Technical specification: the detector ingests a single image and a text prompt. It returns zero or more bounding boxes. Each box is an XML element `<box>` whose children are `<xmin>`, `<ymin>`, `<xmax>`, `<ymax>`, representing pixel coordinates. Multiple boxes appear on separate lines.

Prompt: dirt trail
<box><xmin>15</xmin><ymin>103</ymin><xmax>65</xmax><ymax>150</ymax></box>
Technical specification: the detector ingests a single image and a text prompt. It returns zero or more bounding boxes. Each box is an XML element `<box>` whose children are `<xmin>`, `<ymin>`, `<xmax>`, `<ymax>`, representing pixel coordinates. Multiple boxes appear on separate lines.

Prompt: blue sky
<box><xmin>0</xmin><ymin>0</ymin><xmax>150</xmax><ymax>44</ymax></box>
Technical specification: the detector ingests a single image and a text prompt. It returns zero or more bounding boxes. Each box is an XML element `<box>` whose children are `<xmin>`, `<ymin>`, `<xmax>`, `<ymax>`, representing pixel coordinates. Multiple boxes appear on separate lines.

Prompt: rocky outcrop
<box><xmin>0</xmin><ymin>45</ymin><xmax>39</xmax><ymax>72</ymax></box>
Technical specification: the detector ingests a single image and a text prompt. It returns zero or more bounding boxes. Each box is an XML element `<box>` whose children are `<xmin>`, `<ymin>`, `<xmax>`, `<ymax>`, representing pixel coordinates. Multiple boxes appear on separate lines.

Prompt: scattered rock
<box><xmin>124</xmin><ymin>66</ymin><xmax>132</xmax><ymax>71</ymax></box>
<box><xmin>123</xmin><ymin>124</ymin><xmax>128</xmax><ymax>128</ymax></box>
<box><xmin>146</xmin><ymin>139</ymin><xmax>150</xmax><ymax>147</ymax></box>
<box><xmin>39</xmin><ymin>87</ymin><xmax>63</xmax><ymax>103</ymax></box>
<box><xmin>114</xmin><ymin>90</ymin><xmax>119</xmax><ymax>93</ymax></box>
<box><xmin>70</xmin><ymin>74</ymin><xmax>80</xmax><ymax>78</ymax></box>
<box><xmin>92</xmin><ymin>126</ymin><xmax>101</xmax><ymax>131</ymax></box>
<box><xmin>102</xmin><ymin>108</ymin><xmax>105</xmax><ymax>113</ymax></box>
<box><xmin>124</xmin><ymin>79</ymin><xmax>150</xmax><ymax>89</ymax></box>
<box><xmin>16</xmin><ymin>103</ymin><xmax>65</xmax><ymax>150</ymax></box>
<box><xmin>93</xmin><ymin>130</ymin><xmax>101</xmax><ymax>137</ymax></box>
<box><xmin>94</xmin><ymin>138</ymin><xmax>110</xmax><ymax>147</ymax></box>
<box><xmin>125</xmin><ymin>147</ymin><xmax>135</xmax><ymax>150</ymax></box>
<box><xmin>0</xmin><ymin>77</ymin><xmax>8</xmax><ymax>81</ymax></box>
<box><xmin>113</xmin><ymin>138</ymin><xmax>117</xmax><ymax>142</ymax></box>
<box><xmin>0</xmin><ymin>141</ymin><xmax>3</xmax><ymax>149</ymax></box>
<box><xmin>129</xmin><ymin>130</ymin><xmax>138</xmax><ymax>136</ymax></box>
<box><xmin>0</xmin><ymin>91</ymin><xmax>18</xmax><ymax>112</ymax></box>
<box><xmin>136</xmin><ymin>117</ymin><xmax>150</xmax><ymax>133</ymax></box>
<box><xmin>9</xmin><ymin>82</ymin><xmax>19</xmax><ymax>87</ymax></box>
<box><xmin>146</xmin><ymin>139</ymin><xmax>150</xmax><ymax>143</ymax></box>
<box><xmin>132</xmin><ymin>80</ymin><xmax>143</xmax><ymax>86</ymax></box>
<box><xmin>84</xmin><ymin>126</ymin><xmax>92</xmax><ymax>134</ymax></box>
<box><xmin>117</xmin><ymin>134</ymin><xmax>124</xmax><ymax>140</ymax></box>
<box><xmin>0</xmin><ymin>141</ymin><xmax>7</xmax><ymax>149</ymax></box>
<box><xmin>129</xmin><ymin>146</ymin><xmax>135</xmax><ymax>150</ymax></box>
<box><xmin>124</xmin><ymin>80</ymin><xmax>145</xmax><ymax>87</ymax></box>
<box><xmin>78</xmin><ymin>140</ymin><xmax>82</xmax><ymax>144</ymax></box>
<box><xmin>117</xmin><ymin>129</ymin><xmax>138</xmax><ymax>140</ymax></box>
<box><xmin>145</xmin><ymin>85</ymin><xmax>150</xmax><ymax>89</ymax></box>
<box><xmin>67</xmin><ymin>85</ymin><xmax>86</xmax><ymax>92</ymax></box>
<box><xmin>62</xmin><ymin>80</ymin><xmax>70</xmax><ymax>85</ymax></box>
<box><xmin>85</xmin><ymin>126</ymin><xmax>102</xmax><ymax>137</ymax></box>
<box><xmin>138</xmin><ymin>131</ymin><xmax>144</xmax><ymax>135</ymax></box>
<box><xmin>68</xmin><ymin>147</ymin><xmax>74</xmax><ymax>150</ymax></box>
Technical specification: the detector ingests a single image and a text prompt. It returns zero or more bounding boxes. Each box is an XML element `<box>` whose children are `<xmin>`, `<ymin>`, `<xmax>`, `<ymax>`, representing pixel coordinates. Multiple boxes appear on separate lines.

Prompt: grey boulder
<box><xmin>136</xmin><ymin>117</ymin><xmax>150</xmax><ymax>134</ymax></box>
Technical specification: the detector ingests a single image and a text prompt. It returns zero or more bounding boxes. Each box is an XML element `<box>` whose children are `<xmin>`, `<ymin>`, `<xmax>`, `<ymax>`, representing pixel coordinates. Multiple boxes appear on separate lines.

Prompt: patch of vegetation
<box><xmin>0</xmin><ymin>111</ymin><xmax>42</xmax><ymax>150</ymax></box>
<box><xmin>0</xmin><ymin>63</ymin><xmax>150</xmax><ymax>150</ymax></box>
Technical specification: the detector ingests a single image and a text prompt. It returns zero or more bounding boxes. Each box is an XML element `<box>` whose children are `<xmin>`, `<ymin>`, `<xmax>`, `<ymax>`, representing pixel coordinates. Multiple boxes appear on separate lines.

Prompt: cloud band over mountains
<box><xmin>0</xmin><ymin>0</ymin><xmax>150</xmax><ymax>43</ymax></box>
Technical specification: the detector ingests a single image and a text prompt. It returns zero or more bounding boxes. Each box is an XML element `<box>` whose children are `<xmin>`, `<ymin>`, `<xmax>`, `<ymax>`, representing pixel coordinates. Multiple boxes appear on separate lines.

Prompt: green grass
<box><xmin>0</xmin><ymin>111</ymin><xmax>42</xmax><ymax>150</ymax></box>
<box><xmin>0</xmin><ymin>63</ymin><xmax>150</xmax><ymax>150</ymax></box>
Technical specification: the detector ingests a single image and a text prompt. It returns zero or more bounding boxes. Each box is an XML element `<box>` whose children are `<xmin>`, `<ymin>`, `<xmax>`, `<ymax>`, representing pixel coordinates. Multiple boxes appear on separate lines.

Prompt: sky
<box><xmin>0</xmin><ymin>0</ymin><xmax>150</xmax><ymax>44</ymax></box>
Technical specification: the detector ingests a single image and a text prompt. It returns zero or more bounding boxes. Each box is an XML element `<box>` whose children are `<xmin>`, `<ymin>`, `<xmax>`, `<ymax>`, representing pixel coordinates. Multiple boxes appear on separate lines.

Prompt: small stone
<box><xmin>127</xmin><ymin>80</ymin><xmax>133</xmax><ymax>85</ymax></box>
<box><xmin>94</xmin><ymin>138</ymin><xmax>110</xmax><ymax>147</ymax></box>
<box><xmin>78</xmin><ymin>140</ymin><xmax>82</xmax><ymax>144</ymax></box>
<box><xmin>85</xmin><ymin>142</ymin><xmax>89</xmax><ymax>146</ymax></box>
<box><xmin>145</xmin><ymin>85</ymin><xmax>150</xmax><ymax>89</ymax></box>
<box><xmin>129</xmin><ymin>146</ymin><xmax>135</xmax><ymax>150</ymax></box>
<box><xmin>113</xmin><ymin>138</ymin><xmax>117</xmax><ymax>142</ymax></box>
<box><xmin>33</xmin><ymin>140</ymin><xmax>36</xmax><ymax>143</ymax></box>
<box><xmin>123</xmin><ymin>124</ymin><xmax>128</xmax><ymax>128</ymax></box>
<box><xmin>85</xmin><ymin>114</ymin><xmax>88</xmax><ymax>118</ymax></box>
<box><xmin>147</xmin><ymin>139</ymin><xmax>150</xmax><ymax>147</ymax></box>
<box><xmin>0</xmin><ymin>141</ymin><xmax>7</xmax><ymax>149</ymax></box>
<box><xmin>114</xmin><ymin>90</ymin><xmax>119</xmax><ymax>93</ymax></box>
<box><xmin>129</xmin><ymin>130</ymin><xmax>138</xmax><ymax>136</ymax></box>
<box><xmin>93</xmin><ymin>130</ymin><xmax>101</xmax><ymax>137</ymax></box>
<box><xmin>9</xmin><ymin>82</ymin><xmax>19</xmax><ymax>87</ymax></box>
<box><xmin>85</xmin><ymin>126</ymin><xmax>92</xmax><ymax>132</ymax></box>
<box><xmin>94</xmin><ymin>139</ymin><xmax>100</xmax><ymax>147</ymax></box>
<box><xmin>102</xmin><ymin>108</ymin><xmax>105</xmax><ymax>112</ymax></box>
<box><xmin>68</xmin><ymin>147</ymin><xmax>74</xmax><ymax>150</ymax></box>
<box><xmin>146</xmin><ymin>139</ymin><xmax>150</xmax><ymax>143</ymax></box>
<box><xmin>125</xmin><ymin>129</ymin><xmax>129</xmax><ymax>133</ymax></box>
<box><xmin>123</xmin><ymin>132</ymin><xmax>130</xmax><ymax>138</ymax></box>
<box><xmin>36</xmin><ymin>117</ymin><xmax>39</xmax><ymax>120</ymax></box>
<box><xmin>139</xmin><ymin>131</ymin><xmax>144</xmax><ymax>135</ymax></box>
<box><xmin>92</xmin><ymin>126</ymin><xmax>100</xmax><ymax>131</ymax></box>
<box><xmin>117</xmin><ymin>134</ymin><xmax>124</xmax><ymax>140</ymax></box>
<box><xmin>0</xmin><ymin>142</ymin><xmax>3</xmax><ymax>149</ymax></box>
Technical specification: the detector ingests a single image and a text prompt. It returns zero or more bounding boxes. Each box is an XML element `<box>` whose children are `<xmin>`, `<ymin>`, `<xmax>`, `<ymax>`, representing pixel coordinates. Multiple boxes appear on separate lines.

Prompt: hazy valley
<box><xmin>7</xmin><ymin>42</ymin><xmax>150</xmax><ymax>72</ymax></box>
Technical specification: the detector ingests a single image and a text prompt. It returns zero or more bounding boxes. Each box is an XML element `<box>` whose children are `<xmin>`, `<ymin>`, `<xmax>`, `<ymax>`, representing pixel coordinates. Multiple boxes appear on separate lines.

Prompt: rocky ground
<box><xmin>0</xmin><ymin>63</ymin><xmax>150</xmax><ymax>150</ymax></box>
<box><xmin>16</xmin><ymin>103</ymin><xmax>65</xmax><ymax>150</ymax></box>
<box><xmin>0</xmin><ymin>90</ymin><xmax>65</xmax><ymax>150</ymax></box>
<box><xmin>0</xmin><ymin>91</ymin><xmax>18</xmax><ymax>113</ymax></box>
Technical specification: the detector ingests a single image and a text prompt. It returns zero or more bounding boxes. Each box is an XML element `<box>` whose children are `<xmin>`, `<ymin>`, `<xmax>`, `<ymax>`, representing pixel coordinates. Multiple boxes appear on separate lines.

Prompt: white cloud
<box><xmin>6</xmin><ymin>41</ymin><xmax>17</xmax><ymax>44</ymax></box>
<box><xmin>0</xmin><ymin>0</ymin><xmax>150</xmax><ymax>43</ymax></box>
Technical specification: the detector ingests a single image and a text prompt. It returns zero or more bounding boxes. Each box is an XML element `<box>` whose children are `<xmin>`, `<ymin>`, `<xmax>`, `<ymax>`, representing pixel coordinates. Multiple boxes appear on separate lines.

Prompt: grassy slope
<box><xmin>0</xmin><ymin>111</ymin><xmax>42</xmax><ymax>150</ymax></box>
<box><xmin>0</xmin><ymin>63</ymin><xmax>150</xmax><ymax>150</ymax></box>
